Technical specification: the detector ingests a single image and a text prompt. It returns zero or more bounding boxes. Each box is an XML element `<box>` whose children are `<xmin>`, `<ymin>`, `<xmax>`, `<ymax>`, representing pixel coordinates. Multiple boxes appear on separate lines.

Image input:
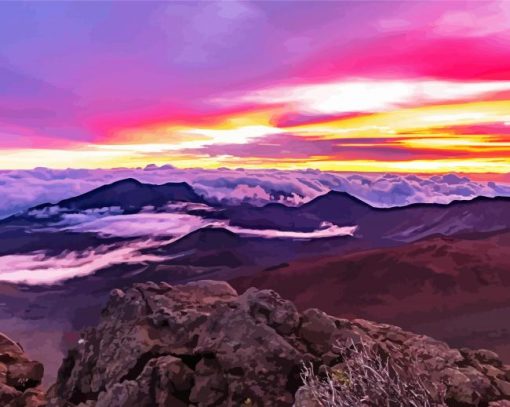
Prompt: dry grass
<box><xmin>300</xmin><ymin>339</ymin><xmax>447</xmax><ymax>407</ymax></box>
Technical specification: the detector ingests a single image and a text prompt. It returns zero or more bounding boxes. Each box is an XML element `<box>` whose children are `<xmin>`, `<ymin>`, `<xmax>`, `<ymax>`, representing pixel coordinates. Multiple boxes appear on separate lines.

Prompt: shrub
<box><xmin>300</xmin><ymin>339</ymin><xmax>447</xmax><ymax>407</ymax></box>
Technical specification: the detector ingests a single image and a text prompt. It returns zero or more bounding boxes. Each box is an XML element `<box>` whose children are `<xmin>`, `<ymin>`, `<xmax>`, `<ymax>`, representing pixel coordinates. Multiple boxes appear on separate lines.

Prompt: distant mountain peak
<box><xmin>168</xmin><ymin>226</ymin><xmax>242</xmax><ymax>248</ymax></box>
<box><xmin>313</xmin><ymin>190</ymin><xmax>373</xmax><ymax>206</ymax></box>
<box><xmin>37</xmin><ymin>178</ymin><xmax>207</xmax><ymax>213</ymax></box>
<box><xmin>108</xmin><ymin>177</ymin><xmax>142</xmax><ymax>186</ymax></box>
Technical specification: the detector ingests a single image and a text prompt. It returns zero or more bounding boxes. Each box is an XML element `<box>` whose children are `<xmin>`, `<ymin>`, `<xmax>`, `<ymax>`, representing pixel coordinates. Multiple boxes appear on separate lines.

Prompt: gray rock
<box><xmin>46</xmin><ymin>281</ymin><xmax>510</xmax><ymax>407</ymax></box>
<box><xmin>299</xmin><ymin>308</ymin><xmax>337</xmax><ymax>354</ymax></box>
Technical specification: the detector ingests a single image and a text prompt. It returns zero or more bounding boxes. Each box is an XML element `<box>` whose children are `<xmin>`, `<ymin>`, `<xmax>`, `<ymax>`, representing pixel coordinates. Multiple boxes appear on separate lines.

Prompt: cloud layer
<box><xmin>0</xmin><ymin>206</ymin><xmax>357</xmax><ymax>284</ymax></box>
<box><xmin>1</xmin><ymin>166</ymin><xmax>510</xmax><ymax>219</ymax></box>
<box><xmin>0</xmin><ymin>165</ymin><xmax>508</xmax><ymax>285</ymax></box>
<box><xmin>0</xmin><ymin>240</ymin><xmax>164</xmax><ymax>285</ymax></box>
<box><xmin>65</xmin><ymin>213</ymin><xmax>207</xmax><ymax>238</ymax></box>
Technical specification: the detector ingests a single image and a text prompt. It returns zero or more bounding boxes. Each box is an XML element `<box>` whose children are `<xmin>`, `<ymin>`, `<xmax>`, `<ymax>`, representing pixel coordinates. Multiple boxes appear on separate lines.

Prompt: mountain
<box><xmin>226</xmin><ymin>191</ymin><xmax>372</xmax><ymax>232</ymax></box>
<box><xmin>227</xmin><ymin>190</ymin><xmax>510</xmax><ymax>242</ymax></box>
<box><xmin>231</xmin><ymin>229</ymin><xmax>510</xmax><ymax>359</ymax></box>
<box><xmin>153</xmin><ymin>227</ymin><xmax>243</xmax><ymax>254</ymax></box>
<box><xmin>0</xmin><ymin>178</ymin><xmax>209</xmax><ymax>239</ymax></box>
<box><xmin>48</xmin><ymin>178</ymin><xmax>206</xmax><ymax>213</ymax></box>
<box><xmin>143</xmin><ymin>225</ymin><xmax>367</xmax><ymax>271</ymax></box>
<box><xmin>39</xmin><ymin>281</ymin><xmax>510</xmax><ymax>406</ymax></box>
<box><xmin>6</xmin><ymin>181</ymin><xmax>510</xmax><ymax>246</ymax></box>
<box><xmin>0</xmin><ymin>178</ymin><xmax>208</xmax><ymax>228</ymax></box>
<box><xmin>362</xmin><ymin>195</ymin><xmax>510</xmax><ymax>242</ymax></box>
<box><xmin>1</xmin><ymin>183</ymin><xmax>510</xmax><ymax>388</ymax></box>
<box><xmin>146</xmin><ymin>227</ymin><xmax>250</xmax><ymax>269</ymax></box>
<box><xmin>0</xmin><ymin>177</ymin><xmax>211</xmax><ymax>257</ymax></box>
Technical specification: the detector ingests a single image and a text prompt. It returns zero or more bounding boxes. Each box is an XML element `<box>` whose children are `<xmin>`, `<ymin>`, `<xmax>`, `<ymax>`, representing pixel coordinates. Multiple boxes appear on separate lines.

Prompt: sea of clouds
<box><xmin>1</xmin><ymin>164</ymin><xmax>508</xmax><ymax>285</ymax></box>
<box><xmin>0</xmin><ymin>197</ymin><xmax>357</xmax><ymax>284</ymax></box>
<box><xmin>1</xmin><ymin>166</ymin><xmax>510</xmax><ymax>219</ymax></box>
<box><xmin>0</xmin><ymin>219</ymin><xmax>356</xmax><ymax>284</ymax></box>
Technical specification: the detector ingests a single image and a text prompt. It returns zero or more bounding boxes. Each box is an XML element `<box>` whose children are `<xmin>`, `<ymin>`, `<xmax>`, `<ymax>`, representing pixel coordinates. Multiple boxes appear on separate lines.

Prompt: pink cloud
<box><xmin>445</xmin><ymin>122</ymin><xmax>510</xmax><ymax>136</ymax></box>
<box><xmin>0</xmin><ymin>240</ymin><xmax>166</xmax><ymax>285</ymax></box>
<box><xmin>296</xmin><ymin>34</ymin><xmax>510</xmax><ymax>82</ymax></box>
<box><xmin>227</xmin><ymin>223</ymin><xmax>357</xmax><ymax>240</ymax></box>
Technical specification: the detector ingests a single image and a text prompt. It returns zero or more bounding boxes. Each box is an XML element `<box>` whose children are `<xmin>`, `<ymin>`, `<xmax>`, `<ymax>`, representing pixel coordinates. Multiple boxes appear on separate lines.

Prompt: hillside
<box><xmin>227</xmin><ymin>191</ymin><xmax>510</xmax><ymax>242</ymax></box>
<box><xmin>232</xmin><ymin>230</ymin><xmax>510</xmax><ymax>359</ymax></box>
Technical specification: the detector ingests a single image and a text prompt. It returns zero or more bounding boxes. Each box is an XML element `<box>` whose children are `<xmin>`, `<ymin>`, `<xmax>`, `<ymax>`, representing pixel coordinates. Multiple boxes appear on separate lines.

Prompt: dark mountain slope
<box><xmin>0</xmin><ymin>178</ymin><xmax>208</xmax><ymax>226</ymax></box>
<box><xmin>361</xmin><ymin>195</ymin><xmax>510</xmax><ymax>241</ymax></box>
<box><xmin>54</xmin><ymin>178</ymin><xmax>206</xmax><ymax>212</ymax></box>
<box><xmin>225</xmin><ymin>191</ymin><xmax>372</xmax><ymax>232</ymax></box>
<box><xmin>227</xmin><ymin>191</ymin><xmax>510</xmax><ymax>242</ymax></box>
<box><xmin>144</xmin><ymin>225</ymin><xmax>370</xmax><ymax>269</ymax></box>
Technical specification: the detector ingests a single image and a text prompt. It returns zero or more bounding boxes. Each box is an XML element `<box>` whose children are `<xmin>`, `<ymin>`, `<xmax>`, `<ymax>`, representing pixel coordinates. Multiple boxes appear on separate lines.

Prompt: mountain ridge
<box><xmin>49</xmin><ymin>178</ymin><xmax>206</xmax><ymax>212</ymax></box>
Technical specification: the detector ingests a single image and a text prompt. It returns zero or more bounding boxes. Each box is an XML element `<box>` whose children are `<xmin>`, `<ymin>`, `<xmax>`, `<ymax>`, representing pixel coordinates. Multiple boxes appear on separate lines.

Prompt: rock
<box><xmin>95</xmin><ymin>381</ymin><xmax>145</xmax><ymax>407</ymax></box>
<box><xmin>462</xmin><ymin>348</ymin><xmax>503</xmax><ymax>368</ymax></box>
<box><xmin>238</xmin><ymin>288</ymin><xmax>300</xmax><ymax>336</ymax></box>
<box><xmin>94</xmin><ymin>354</ymin><xmax>193</xmax><ymax>407</ymax></box>
<box><xmin>0</xmin><ymin>382</ymin><xmax>22</xmax><ymax>405</ymax></box>
<box><xmin>444</xmin><ymin>366</ymin><xmax>494</xmax><ymax>405</ymax></box>
<box><xmin>7</xmin><ymin>360</ymin><xmax>44</xmax><ymax>391</ymax></box>
<box><xmin>0</xmin><ymin>333</ymin><xmax>46</xmax><ymax>406</ymax></box>
<box><xmin>47</xmin><ymin>281</ymin><xmax>510</xmax><ymax>407</ymax></box>
<box><xmin>189</xmin><ymin>357</ymin><xmax>227</xmax><ymax>406</ymax></box>
<box><xmin>496</xmin><ymin>379</ymin><xmax>510</xmax><ymax>398</ymax></box>
<box><xmin>299</xmin><ymin>308</ymin><xmax>336</xmax><ymax>354</ymax></box>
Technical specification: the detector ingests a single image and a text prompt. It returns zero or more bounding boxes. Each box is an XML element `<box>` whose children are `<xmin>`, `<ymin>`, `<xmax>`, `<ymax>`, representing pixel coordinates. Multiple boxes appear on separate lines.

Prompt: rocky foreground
<box><xmin>3</xmin><ymin>281</ymin><xmax>510</xmax><ymax>406</ymax></box>
<box><xmin>0</xmin><ymin>333</ymin><xmax>45</xmax><ymax>406</ymax></box>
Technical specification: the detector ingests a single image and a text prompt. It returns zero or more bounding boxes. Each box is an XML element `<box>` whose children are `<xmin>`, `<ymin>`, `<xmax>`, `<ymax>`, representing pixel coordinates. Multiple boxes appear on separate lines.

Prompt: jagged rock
<box><xmin>47</xmin><ymin>281</ymin><xmax>510</xmax><ymax>407</ymax></box>
<box><xmin>92</xmin><ymin>355</ymin><xmax>193</xmax><ymax>407</ymax></box>
<box><xmin>299</xmin><ymin>308</ymin><xmax>337</xmax><ymax>354</ymax></box>
<box><xmin>0</xmin><ymin>333</ymin><xmax>45</xmax><ymax>407</ymax></box>
<box><xmin>490</xmin><ymin>401</ymin><xmax>510</xmax><ymax>407</ymax></box>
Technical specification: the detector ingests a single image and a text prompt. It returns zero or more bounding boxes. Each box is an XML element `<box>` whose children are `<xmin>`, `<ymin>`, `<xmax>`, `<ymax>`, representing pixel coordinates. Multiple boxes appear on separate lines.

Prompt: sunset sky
<box><xmin>1</xmin><ymin>1</ymin><xmax>510</xmax><ymax>174</ymax></box>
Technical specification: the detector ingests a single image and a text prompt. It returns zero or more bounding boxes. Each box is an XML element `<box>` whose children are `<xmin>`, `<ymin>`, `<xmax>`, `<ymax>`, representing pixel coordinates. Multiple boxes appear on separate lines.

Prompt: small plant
<box><xmin>300</xmin><ymin>338</ymin><xmax>447</xmax><ymax>407</ymax></box>
<box><xmin>17</xmin><ymin>377</ymin><xmax>29</xmax><ymax>386</ymax></box>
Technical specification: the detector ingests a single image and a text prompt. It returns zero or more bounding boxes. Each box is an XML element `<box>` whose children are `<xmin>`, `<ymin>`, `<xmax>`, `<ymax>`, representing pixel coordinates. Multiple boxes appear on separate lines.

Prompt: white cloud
<box><xmin>0</xmin><ymin>166</ymin><xmax>509</xmax><ymax>219</ymax></box>
<box><xmin>66</xmin><ymin>212</ymin><xmax>208</xmax><ymax>238</ymax></box>
<box><xmin>217</xmin><ymin>79</ymin><xmax>510</xmax><ymax>115</ymax></box>
<box><xmin>0</xmin><ymin>240</ymin><xmax>166</xmax><ymax>285</ymax></box>
<box><xmin>227</xmin><ymin>223</ymin><xmax>357</xmax><ymax>239</ymax></box>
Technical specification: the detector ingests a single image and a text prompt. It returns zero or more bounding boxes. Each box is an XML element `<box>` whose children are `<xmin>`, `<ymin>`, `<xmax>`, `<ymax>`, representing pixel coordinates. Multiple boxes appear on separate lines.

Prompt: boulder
<box><xmin>46</xmin><ymin>281</ymin><xmax>510</xmax><ymax>406</ymax></box>
<box><xmin>0</xmin><ymin>333</ymin><xmax>45</xmax><ymax>406</ymax></box>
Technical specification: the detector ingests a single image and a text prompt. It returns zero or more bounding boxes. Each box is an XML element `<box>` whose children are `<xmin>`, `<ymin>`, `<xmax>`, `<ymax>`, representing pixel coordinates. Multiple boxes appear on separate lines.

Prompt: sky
<box><xmin>1</xmin><ymin>1</ymin><xmax>510</xmax><ymax>175</ymax></box>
